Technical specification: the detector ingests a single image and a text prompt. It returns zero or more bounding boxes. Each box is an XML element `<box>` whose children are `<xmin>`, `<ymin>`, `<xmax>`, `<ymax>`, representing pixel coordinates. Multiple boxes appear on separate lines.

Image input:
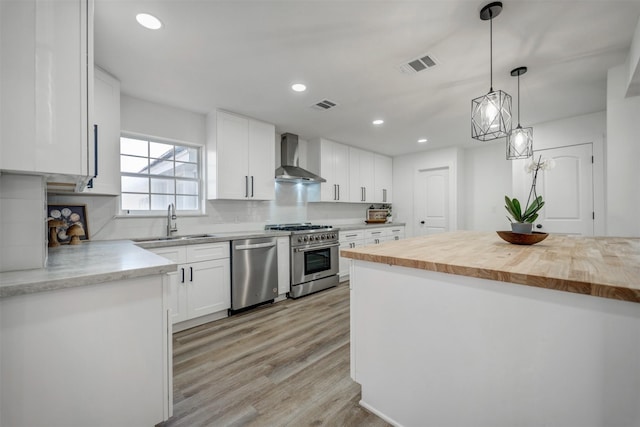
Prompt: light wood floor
<box><xmin>159</xmin><ymin>282</ymin><xmax>390</xmax><ymax>427</ymax></box>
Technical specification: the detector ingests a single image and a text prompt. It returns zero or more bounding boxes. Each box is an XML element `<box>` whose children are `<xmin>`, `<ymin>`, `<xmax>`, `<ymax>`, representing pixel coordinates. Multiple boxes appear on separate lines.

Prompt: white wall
<box><xmin>121</xmin><ymin>95</ymin><xmax>206</xmax><ymax>145</ymax></box>
<box><xmin>607</xmin><ymin>65</ymin><xmax>640</xmax><ymax>237</ymax></box>
<box><xmin>0</xmin><ymin>174</ymin><xmax>46</xmax><ymax>272</ymax></box>
<box><xmin>49</xmin><ymin>96</ymin><xmax>369</xmax><ymax>240</ymax></box>
<box><xmin>463</xmin><ymin>142</ymin><xmax>512</xmax><ymax>232</ymax></box>
<box><xmin>393</xmin><ymin>147</ymin><xmax>462</xmax><ymax>238</ymax></box>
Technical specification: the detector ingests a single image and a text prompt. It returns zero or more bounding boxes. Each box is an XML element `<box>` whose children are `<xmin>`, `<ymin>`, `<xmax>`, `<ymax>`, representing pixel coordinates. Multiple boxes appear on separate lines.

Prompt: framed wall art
<box><xmin>47</xmin><ymin>204</ymin><xmax>89</xmax><ymax>245</ymax></box>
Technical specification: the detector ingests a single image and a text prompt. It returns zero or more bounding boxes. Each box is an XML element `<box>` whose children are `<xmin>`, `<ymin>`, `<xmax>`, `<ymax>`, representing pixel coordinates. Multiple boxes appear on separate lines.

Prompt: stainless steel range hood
<box><xmin>275</xmin><ymin>133</ymin><xmax>326</xmax><ymax>183</ymax></box>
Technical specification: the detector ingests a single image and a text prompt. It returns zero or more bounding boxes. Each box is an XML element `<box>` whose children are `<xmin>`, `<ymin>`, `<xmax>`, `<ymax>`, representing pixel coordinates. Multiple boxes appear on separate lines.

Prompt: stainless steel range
<box><xmin>265</xmin><ymin>223</ymin><xmax>339</xmax><ymax>298</ymax></box>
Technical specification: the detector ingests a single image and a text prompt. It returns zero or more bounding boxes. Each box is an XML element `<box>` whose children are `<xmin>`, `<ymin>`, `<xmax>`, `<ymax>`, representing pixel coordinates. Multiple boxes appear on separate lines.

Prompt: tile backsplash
<box><xmin>48</xmin><ymin>182</ymin><xmax>372</xmax><ymax>241</ymax></box>
<box><xmin>0</xmin><ymin>174</ymin><xmax>47</xmax><ymax>272</ymax></box>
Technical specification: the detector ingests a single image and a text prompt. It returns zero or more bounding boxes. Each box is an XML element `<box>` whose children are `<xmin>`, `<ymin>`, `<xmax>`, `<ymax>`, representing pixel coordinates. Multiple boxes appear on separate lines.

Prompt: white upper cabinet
<box><xmin>83</xmin><ymin>67</ymin><xmax>120</xmax><ymax>195</ymax></box>
<box><xmin>0</xmin><ymin>0</ymin><xmax>94</xmax><ymax>187</ymax></box>
<box><xmin>373</xmin><ymin>153</ymin><xmax>393</xmax><ymax>203</ymax></box>
<box><xmin>349</xmin><ymin>147</ymin><xmax>375</xmax><ymax>203</ymax></box>
<box><xmin>308</xmin><ymin>138</ymin><xmax>350</xmax><ymax>202</ymax></box>
<box><xmin>207</xmin><ymin>110</ymin><xmax>275</xmax><ymax>200</ymax></box>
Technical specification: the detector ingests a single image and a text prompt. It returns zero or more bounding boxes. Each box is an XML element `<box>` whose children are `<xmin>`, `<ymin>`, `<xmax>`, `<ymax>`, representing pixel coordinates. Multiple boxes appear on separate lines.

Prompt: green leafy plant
<box><xmin>505</xmin><ymin>195</ymin><xmax>544</xmax><ymax>223</ymax></box>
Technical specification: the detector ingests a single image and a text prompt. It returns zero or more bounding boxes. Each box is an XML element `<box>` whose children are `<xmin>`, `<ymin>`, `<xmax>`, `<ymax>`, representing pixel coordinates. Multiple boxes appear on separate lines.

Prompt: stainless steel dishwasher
<box><xmin>230</xmin><ymin>237</ymin><xmax>279</xmax><ymax>312</ymax></box>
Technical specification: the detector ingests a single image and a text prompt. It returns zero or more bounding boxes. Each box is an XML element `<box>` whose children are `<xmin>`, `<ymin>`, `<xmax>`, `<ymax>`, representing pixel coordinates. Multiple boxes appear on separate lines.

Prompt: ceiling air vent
<box><xmin>399</xmin><ymin>53</ymin><xmax>438</xmax><ymax>74</ymax></box>
<box><xmin>311</xmin><ymin>99</ymin><xmax>338</xmax><ymax>111</ymax></box>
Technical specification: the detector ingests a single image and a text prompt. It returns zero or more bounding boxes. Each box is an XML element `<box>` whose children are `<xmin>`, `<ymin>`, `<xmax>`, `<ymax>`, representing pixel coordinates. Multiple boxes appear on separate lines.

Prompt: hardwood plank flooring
<box><xmin>159</xmin><ymin>282</ymin><xmax>390</xmax><ymax>427</ymax></box>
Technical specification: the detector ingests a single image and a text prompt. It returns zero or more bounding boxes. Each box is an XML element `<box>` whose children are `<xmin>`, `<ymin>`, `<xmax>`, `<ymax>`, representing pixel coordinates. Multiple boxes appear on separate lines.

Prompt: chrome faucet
<box><xmin>167</xmin><ymin>203</ymin><xmax>178</xmax><ymax>236</ymax></box>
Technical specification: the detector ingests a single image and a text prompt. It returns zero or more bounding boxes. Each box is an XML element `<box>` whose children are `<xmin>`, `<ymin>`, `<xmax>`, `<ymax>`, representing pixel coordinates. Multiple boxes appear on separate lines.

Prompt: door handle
<box><xmin>334</xmin><ymin>184</ymin><xmax>337</xmax><ymax>201</ymax></box>
<box><xmin>190</xmin><ymin>266</ymin><xmax>193</xmax><ymax>282</ymax></box>
<box><xmin>337</xmin><ymin>184</ymin><xmax>340</xmax><ymax>200</ymax></box>
<box><xmin>251</xmin><ymin>176</ymin><xmax>254</xmax><ymax>197</ymax></box>
<box><xmin>383</xmin><ymin>189</ymin><xmax>386</xmax><ymax>203</ymax></box>
<box><xmin>245</xmin><ymin>176</ymin><xmax>249</xmax><ymax>198</ymax></box>
<box><xmin>181</xmin><ymin>267</ymin><xmax>185</xmax><ymax>283</ymax></box>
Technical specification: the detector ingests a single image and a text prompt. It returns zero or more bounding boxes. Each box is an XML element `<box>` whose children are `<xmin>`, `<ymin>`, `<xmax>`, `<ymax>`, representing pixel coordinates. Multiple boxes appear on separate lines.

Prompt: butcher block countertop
<box><xmin>340</xmin><ymin>231</ymin><xmax>640</xmax><ymax>303</ymax></box>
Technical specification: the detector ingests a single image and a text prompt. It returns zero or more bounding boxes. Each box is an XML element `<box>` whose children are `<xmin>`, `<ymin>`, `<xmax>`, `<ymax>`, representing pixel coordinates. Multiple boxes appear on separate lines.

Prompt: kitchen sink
<box><xmin>133</xmin><ymin>234</ymin><xmax>216</xmax><ymax>243</ymax></box>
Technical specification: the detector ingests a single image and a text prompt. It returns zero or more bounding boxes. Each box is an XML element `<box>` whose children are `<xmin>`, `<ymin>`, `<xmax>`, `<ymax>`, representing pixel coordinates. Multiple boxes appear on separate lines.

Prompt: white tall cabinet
<box><xmin>207</xmin><ymin>110</ymin><xmax>275</xmax><ymax>200</ymax></box>
<box><xmin>374</xmin><ymin>153</ymin><xmax>393</xmax><ymax>203</ymax></box>
<box><xmin>349</xmin><ymin>147</ymin><xmax>375</xmax><ymax>203</ymax></box>
<box><xmin>308</xmin><ymin>138</ymin><xmax>350</xmax><ymax>202</ymax></box>
<box><xmin>0</xmin><ymin>0</ymin><xmax>95</xmax><ymax>187</ymax></box>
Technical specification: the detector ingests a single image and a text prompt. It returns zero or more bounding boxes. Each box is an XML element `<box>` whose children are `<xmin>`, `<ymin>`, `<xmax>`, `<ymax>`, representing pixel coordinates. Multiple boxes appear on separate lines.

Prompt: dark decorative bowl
<box><xmin>496</xmin><ymin>231</ymin><xmax>549</xmax><ymax>245</ymax></box>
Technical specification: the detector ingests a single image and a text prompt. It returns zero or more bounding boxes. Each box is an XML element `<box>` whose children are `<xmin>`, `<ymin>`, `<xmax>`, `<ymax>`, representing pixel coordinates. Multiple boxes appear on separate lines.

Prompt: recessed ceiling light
<box><xmin>291</xmin><ymin>83</ymin><xmax>307</xmax><ymax>92</ymax></box>
<box><xmin>372</xmin><ymin>119</ymin><xmax>384</xmax><ymax>125</ymax></box>
<box><xmin>136</xmin><ymin>13</ymin><xmax>162</xmax><ymax>30</ymax></box>
<box><xmin>418</xmin><ymin>138</ymin><xmax>428</xmax><ymax>143</ymax></box>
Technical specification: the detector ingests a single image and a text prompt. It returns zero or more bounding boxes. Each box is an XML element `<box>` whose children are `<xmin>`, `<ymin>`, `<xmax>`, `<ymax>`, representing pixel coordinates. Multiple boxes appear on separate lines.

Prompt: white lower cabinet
<box><xmin>339</xmin><ymin>230</ymin><xmax>365</xmax><ymax>281</ymax></box>
<box><xmin>150</xmin><ymin>242</ymin><xmax>230</xmax><ymax>325</ymax></box>
<box><xmin>339</xmin><ymin>226</ymin><xmax>405</xmax><ymax>280</ymax></box>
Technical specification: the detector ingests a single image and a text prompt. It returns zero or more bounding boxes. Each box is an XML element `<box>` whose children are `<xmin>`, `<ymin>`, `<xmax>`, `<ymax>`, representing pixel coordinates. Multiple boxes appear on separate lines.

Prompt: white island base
<box><xmin>349</xmin><ymin>261</ymin><xmax>640</xmax><ymax>427</ymax></box>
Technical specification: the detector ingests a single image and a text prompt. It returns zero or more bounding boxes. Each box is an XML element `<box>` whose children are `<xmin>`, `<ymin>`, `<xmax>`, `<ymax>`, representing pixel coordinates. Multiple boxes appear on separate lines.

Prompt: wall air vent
<box><xmin>399</xmin><ymin>53</ymin><xmax>438</xmax><ymax>74</ymax></box>
<box><xmin>311</xmin><ymin>99</ymin><xmax>338</xmax><ymax>111</ymax></box>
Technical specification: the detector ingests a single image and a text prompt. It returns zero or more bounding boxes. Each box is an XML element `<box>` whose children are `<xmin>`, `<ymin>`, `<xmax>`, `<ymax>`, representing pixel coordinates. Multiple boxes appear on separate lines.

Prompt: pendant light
<box><xmin>471</xmin><ymin>2</ymin><xmax>512</xmax><ymax>141</ymax></box>
<box><xmin>506</xmin><ymin>66</ymin><xmax>533</xmax><ymax>160</ymax></box>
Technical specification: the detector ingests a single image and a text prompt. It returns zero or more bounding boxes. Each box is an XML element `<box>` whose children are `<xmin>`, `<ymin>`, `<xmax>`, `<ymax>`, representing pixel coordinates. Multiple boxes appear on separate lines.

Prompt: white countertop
<box><xmin>0</xmin><ymin>240</ymin><xmax>176</xmax><ymax>298</ymax></box>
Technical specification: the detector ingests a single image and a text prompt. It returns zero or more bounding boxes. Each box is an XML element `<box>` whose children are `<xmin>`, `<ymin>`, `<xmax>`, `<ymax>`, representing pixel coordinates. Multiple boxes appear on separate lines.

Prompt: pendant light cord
<box><xmin>517</xmin><ymin>73</ymin><xmax>521</xmax><ymax>126</ymax></box>
<box><xmin>489</xmin><ymin>16</ymin><xmax>493</xmax><ymax>91</ymax></box>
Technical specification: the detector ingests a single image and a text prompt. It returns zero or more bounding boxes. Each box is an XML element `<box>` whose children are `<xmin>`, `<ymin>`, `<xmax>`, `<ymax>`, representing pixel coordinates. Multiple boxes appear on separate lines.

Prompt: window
<box><xmin>120</xmin><ymin>135</ymin><xmax>202</xmax><ymax>214</ymax></box>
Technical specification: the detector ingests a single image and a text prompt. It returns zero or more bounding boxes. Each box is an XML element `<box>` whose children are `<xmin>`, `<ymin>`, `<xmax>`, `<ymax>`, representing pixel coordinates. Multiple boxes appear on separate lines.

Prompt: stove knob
<box><xmin>321</xmin><ymin>234</ymin><xmax>326</xmax><ymax>240</ymax></box>
<box><xmin>297</xmin><ymin>237</ymin><xmax>303</xmax><ymax>243</ymax></box>
<box><xmin>315</xmin><ymin>235</ymin><xmax>320</xmax><ymax>241</ymax></box>
<box><xmin>332</xmin><ymin>233</ymin><xmax>337</xmax><ymax>239</ymax></box>
<box><xmin>304</xmin><ymin>236</ymin><xmax>309</xmax><ymax>242</ymax></box>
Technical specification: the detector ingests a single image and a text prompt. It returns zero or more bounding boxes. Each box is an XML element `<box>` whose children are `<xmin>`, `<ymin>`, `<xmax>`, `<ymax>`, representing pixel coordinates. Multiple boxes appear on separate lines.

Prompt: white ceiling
<box><xmin>95</xmin><ymin>0</ymin><xmax>640</xmax><ymax>156</ymax></box>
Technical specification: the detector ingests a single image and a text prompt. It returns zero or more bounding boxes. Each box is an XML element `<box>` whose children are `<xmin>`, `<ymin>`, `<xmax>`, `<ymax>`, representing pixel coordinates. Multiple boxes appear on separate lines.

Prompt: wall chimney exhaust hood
<box><xmin>275</xmin><ymin>133</ymin><xmax>326</xmax><ymax>183</ymax></box>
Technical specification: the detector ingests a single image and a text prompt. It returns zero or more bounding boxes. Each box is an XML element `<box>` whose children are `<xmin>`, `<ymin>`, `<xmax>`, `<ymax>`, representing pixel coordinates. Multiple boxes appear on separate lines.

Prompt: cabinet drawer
<box><xmin>149</xmin><ymin>246</ymin><xmax>187</xmax><ymax>264</ymax></box>
<box><xmin>339</xmin><ymin>230</ymin><xmax>364</xmax><ymax>242</ymax></box>
<box><xmin>186</xmin><ymin>242</ymin><xmax>230</xmax><ymax>262</ymax></box>
<box><xmin>385</xmin><ymin>227</ymin><xmax>405</xmax><ymax>238</ymax></box>
<box><xmin>364</xmin><ymin>228</ymin><xmax>385</xmax><ymax>239</ymax></box>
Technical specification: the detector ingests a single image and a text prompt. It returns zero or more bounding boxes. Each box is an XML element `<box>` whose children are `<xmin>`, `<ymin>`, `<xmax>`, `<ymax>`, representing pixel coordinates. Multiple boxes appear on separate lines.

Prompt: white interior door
<box><xmin>534</xmin><ymin>144</ymin><xmax>594</xmax><ymax>235</ymax></box>
<box><xmin>415</xmin><ymin>167</ymin><xmax>449</xmax><ymax>236</ymax></box>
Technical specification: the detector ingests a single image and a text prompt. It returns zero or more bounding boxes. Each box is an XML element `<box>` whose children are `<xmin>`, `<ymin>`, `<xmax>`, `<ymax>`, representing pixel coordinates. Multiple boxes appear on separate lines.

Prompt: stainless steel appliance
<box><xmin>275</xmin><ymin>133</ymin><xmax>326</xmax><ymax>183</ymax></box>
<box><xmin>265</xmin><ymin>223</ymin><xmax>339</xmax><ymax>298</ymax></box>
<box><xmin>230</xmin><ymin>237</ymin><xmax>279</xmax><ymax>312</ymax></box>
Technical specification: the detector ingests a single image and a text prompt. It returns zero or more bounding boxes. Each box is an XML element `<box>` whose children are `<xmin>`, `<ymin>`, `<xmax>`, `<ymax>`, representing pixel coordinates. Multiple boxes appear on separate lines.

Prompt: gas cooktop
<box><xmin>265</xmin><ymin>223</ymin><xmax>333</xmax><ymax>232</ymax></box>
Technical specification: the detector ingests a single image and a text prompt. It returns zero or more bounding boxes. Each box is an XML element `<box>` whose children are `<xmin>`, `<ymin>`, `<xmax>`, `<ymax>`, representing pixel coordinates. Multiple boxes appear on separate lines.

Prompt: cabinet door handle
<box><xmin>86</xmin><ymin>124</ymin><xmax>99</xmax><ymax>189</ymax></box>
<box><xmin>190</xmin><ymin>266</ymin><xmax>193</xmax><ymax>282</ymax></box>
<box><xmin>245</xmin><ymin>176</ymin><xmax>249</xmax><ymax>198</ymax></box>
<box><xmin>383</xmin><ymin>188</ymin><xmax>386</xmax><ymax>203</ymax></box>
<box><xmin>181</xmin><ymin>268</ymin><xmax>185</xmax><ymax>283</ymax></box>
<box><xmin>364</xmin><ymin>187</ymin><xmax>367</xmax><ymax>201</ymax></box>
<box><xmin>251</xmin><ymin>176</ymin><xmax>254</xmax><ymax>198</ymax></box>
<box><xmin>334</xmin><ymin>184</ymin><xmax>337</xmax><ymax>201</ymax></box>
<box><xmin>337</xmin><ymin>184</ymin><xmax>340</xmax><ymax>200</ymax></box>
<box><xmin>93</xmin><ymin>124</ymin><xmax>99</xmax><ymax>178</ymax></box>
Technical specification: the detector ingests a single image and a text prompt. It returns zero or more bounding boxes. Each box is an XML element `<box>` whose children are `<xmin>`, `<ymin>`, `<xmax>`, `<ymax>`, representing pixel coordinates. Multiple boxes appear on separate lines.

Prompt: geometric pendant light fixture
<box><xmin>506</xmin><ymin>66</ymin><xmax>533</xmax><ymax>159</ymax></box>
<box><xmin>471</xmin><ymin>2</ymin><xmax>512</xmax><ymax>141</ymax></box>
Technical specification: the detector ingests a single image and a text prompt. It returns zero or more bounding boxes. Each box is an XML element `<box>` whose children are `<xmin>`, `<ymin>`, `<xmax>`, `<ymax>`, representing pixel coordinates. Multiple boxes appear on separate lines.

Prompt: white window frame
<box><xmin>119</xmin><ymin>132</ymin><xmax>205</xmax><ymax>217</ymax></box>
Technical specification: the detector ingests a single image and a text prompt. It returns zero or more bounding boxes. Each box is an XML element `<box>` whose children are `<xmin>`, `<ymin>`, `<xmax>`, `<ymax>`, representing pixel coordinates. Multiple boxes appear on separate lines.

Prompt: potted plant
<box><xmin>505</xmin><ymin>195</ymin><xmax>544</xmax><ymax>234</ymax></box>
<box><xmin>505</xmin><ymin>156</ymin><xmax>554</xmax><ymax>234</ymax></box>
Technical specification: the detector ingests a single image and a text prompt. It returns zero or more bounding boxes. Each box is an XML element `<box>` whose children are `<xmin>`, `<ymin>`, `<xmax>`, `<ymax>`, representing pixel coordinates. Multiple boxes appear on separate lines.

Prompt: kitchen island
<box><xmin>0</xmin><ymin>240</ymin><xmax>176</xmax><ymax>427</ymax></box>
<box><xmin>341</xmin><ymin>231</ymin><xmax>640</xmax><ymax>427</ymax></box>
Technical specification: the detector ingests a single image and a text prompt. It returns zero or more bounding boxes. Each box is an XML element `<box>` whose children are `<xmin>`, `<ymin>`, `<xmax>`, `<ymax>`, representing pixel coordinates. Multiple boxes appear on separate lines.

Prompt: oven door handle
<box><xmin>293</xmin><ymin>242</ymin><xmax>340</xmax><ymax>252</ymax></box>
